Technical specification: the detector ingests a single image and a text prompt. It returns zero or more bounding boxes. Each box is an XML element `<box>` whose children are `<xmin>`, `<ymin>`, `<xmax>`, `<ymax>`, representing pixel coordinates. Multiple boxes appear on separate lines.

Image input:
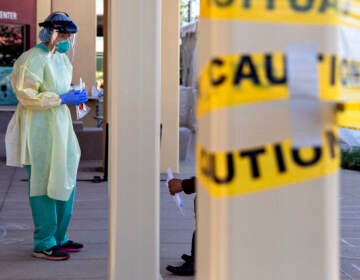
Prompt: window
<box><xmin>0</xmin><ymin>23</ymin><xmax>27</xmax><ymax>66</ymax></box>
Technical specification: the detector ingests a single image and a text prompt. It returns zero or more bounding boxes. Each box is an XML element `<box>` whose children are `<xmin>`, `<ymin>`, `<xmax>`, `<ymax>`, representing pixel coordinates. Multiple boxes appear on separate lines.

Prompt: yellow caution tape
<box><xmin>200</xmin><ymin>0</ymin><xmax>360</xmax><ymax>28</ymax></box>
<box><xmin>196</xmin><ymin>129</ymin><xmax>339</xmax><ymax>198</ymax></box>
<box><xmin>198</xmin><ymin>53</ymin><xmax>360</xmax><ymax>117</ymax></box>
<box><xmin>336</xmin><ymin>103</ymin><xmax>360</xmax><ymax>129</ymax></box>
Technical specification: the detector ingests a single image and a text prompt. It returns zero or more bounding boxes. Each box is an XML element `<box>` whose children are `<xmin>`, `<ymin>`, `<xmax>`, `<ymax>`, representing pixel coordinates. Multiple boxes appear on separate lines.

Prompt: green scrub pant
<box><xmin>26</xmin><ymin>166</ymin><xmax>75</xmax><ymax>251</ymax></box>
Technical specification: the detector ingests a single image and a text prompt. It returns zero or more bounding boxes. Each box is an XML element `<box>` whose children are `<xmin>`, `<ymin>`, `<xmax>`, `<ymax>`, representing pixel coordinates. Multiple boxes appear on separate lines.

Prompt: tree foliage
<box><xmin>180</xmin><ymin>0</ymin><xmax>198</xmax><ymax>26</ymax></box>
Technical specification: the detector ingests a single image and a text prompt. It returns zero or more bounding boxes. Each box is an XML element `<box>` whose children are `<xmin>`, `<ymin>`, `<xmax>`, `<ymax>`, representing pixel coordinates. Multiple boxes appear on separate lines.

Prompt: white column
<box><xmin>107</xmin><ymin>0</ymin><xmax>161</xmax><ymax>279</ymax></box>
<box><xmin>160</xmin><ymin>0</ymin><xmax>180</xmax><ymax>172</ymax></box>
<box><xmin>196</xmin><ymin>5</ymin><xmax>339</xmax><ymax>280</ymax></box>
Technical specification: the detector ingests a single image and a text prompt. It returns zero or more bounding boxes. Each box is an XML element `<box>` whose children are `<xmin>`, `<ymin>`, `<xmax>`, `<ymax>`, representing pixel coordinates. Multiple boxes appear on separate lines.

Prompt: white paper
<box><xmin>286</xmin><ymin>43</ymin><xmax>322</xmax><ymax>147</ymax></box>
<box><xmin>166</xmin><ymin>168</ymin><xmax>185</xmax><ymax>216</ymax></box>
<box><xmin>74</xmin><ymin>78</ymin><xmax>90</xmax><ymax>120</ymax></box>
<box><xmin>286</xmin><ymin>43</ymin><xmax>319</xmax><ymax>100</ymax></box>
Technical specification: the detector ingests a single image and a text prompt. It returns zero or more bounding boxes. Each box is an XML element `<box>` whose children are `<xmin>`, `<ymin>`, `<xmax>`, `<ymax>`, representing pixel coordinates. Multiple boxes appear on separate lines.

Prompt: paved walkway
<box><xmin>1</xmin><ymin>156</ymin><xmax>360</xmax><ymax>279</ymax></box>
<box><xmin>0</xmin><ymin>163</ymin><xmax>109</xmax><ymax>280</ymax></box>
<box><xmin>0</xmin><ymin>157</ymin><xmax>196</xmax><ymax>280</ymax></box>
<box><xmin>340</xmin><ymin>169</ymin><xmax>360</xmax><ymax>279</ymax></box>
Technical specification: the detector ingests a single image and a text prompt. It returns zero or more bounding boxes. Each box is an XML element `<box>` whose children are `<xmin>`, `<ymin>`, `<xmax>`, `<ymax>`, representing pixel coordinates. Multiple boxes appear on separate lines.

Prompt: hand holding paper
<box><xmin>73</xmin><ymin>78</ymin><xmax>90</xmax><ymax>120</ymax></box>
<box><xmin>166</xmin><ymin>168</ymin><xmax>185</xmax><ymax>216</ymax></box>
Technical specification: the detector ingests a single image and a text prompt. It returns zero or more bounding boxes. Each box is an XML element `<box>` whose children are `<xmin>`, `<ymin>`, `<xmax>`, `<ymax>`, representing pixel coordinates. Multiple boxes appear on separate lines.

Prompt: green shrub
<box><xmin>341</xmin><ymin>147</ymin><xmax>360</xmax><ymax>170</ymax></box>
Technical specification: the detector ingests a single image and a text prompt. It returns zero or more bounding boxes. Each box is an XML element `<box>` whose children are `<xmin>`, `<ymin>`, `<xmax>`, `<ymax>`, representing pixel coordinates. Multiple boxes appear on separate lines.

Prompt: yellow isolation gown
<box><xmin>5</xmin><ymin>44</ymin><xmax>80</xmax><ymax>201</ymax></box>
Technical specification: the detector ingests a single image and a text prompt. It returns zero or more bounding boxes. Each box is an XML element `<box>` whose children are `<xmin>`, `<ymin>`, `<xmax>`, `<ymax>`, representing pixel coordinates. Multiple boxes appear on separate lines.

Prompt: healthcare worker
<box><xmin>5</xmin><ymin>11</ymin><xmax>88</xmax><ymax>261</ymax></box>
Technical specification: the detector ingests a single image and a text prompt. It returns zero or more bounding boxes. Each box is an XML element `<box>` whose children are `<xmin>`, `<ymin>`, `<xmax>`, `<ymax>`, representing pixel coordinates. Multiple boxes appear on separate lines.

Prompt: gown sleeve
<box><xmin>11</xmin><ymin>56</ymin><xmax>61</xmax><ymax>110</ymax></box>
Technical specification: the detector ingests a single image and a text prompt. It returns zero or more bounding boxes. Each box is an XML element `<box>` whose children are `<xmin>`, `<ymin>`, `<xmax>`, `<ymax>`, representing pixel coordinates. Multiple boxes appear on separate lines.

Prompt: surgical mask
<box><xmin>56</xmin><ymin>39</ymin><xmax>70</xmax><ymax>53</ymax></box>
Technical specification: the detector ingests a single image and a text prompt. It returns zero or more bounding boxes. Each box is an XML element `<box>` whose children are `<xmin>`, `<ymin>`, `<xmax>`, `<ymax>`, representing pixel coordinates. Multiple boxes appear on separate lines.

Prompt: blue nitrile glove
<box><xmin>60</xmin><ymin>89</ymin><xmax>88</xmax><ymax>105</ymax></box>
<box><xmin>79</xmin><ymin>89</ymin><xmax>89</xmax><ymax>103</ymax></box>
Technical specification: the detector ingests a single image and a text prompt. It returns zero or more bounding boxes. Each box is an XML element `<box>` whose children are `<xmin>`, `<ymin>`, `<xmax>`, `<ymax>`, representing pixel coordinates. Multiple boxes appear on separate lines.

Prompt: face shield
<box><xmin>49</xmin><ymin>30</ymin><xmax>77</xmax><ymax>61</ymax></box>
<box><xmin>39</xmin><ymin>12</ymin><xmax>78</xmax><ymax>60</ymax></box>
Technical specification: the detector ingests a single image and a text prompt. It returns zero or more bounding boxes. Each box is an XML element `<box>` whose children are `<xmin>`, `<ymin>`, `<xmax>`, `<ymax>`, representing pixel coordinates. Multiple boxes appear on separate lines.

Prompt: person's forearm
<box><xmin>16</xmin><ymin>89</ymin><xmax>61</xmax><ymax>110</ymax></box>
<box><xmin>12</xmin><ymin>71</ymin><xmax>61</xmax><ymax>110</ymax></box>
<box><xmin>182</xmin><ymin>176</ymin><xmax>196</xmax><ymax>194</ymax></box>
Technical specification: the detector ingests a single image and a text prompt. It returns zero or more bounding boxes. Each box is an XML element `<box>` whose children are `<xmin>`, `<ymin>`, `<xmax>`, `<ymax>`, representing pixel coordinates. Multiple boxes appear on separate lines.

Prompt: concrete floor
<box><xmin>0</xmin><ymin>165</ymin><xmax>109</xmax><ymax>280</ymax></box>
<box><xmin>0</xmin><ymin>157</ymin><xmax>196</xmax><ymax>280</ymax></box>
<box><xmin>340</xmin><ymin>169</ymin><xmax>360</xmax><ymax>279</ymax></box>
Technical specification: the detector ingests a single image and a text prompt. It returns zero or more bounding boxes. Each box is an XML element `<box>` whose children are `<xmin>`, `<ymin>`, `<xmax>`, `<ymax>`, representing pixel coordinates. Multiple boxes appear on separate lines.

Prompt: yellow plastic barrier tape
<box><xmin>196</xmin><ymin>129</ymin><xmax>339</xmax><ymax>198</ymax></box>
<box><xmin>198</xmin><ymin>53</ymin><xmax>360</xmax><ymax>117</ymax></box>
<box><xmin>336</xmin><ymin>103</ymin><xmax>360</xmax><ymax>129</ymax></box>
<box><xmin>200</xmin><ymin>0</ymin><xmax>360</xmax><ymax>27</ymax></box>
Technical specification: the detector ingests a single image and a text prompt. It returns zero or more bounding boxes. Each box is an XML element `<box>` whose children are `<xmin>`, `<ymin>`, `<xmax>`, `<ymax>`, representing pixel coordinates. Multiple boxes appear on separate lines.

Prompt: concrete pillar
<box><xmin>107</xmin><ymin>0</ymin><xmax>161</xmax><ymax>279</ymax></box>
<box><xmin>196</xmin><ymin>3</ymin><xmax>339</xmax><ymax>280</ymax></box>
<box><xmin>160</xmin><ymin>0</ymin><xmax>180</xmax><ymax>172</ymax></box>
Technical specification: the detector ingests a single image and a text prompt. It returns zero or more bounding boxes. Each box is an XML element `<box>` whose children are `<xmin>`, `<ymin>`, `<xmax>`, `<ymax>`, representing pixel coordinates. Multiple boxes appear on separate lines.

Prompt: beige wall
<box><xmin>36</xmin><ymin>0</ymin><xmax>97</xmax><ymax>95</ymax></box>
<box><xmin>160</xmin><ymin>0</ymin><xmax>180</xmax><ymax>172</ymax></box>
<box><xmin>36</xmin><ymin>0</ymin><xmax>51</xmax><ymax>33</ymax></box>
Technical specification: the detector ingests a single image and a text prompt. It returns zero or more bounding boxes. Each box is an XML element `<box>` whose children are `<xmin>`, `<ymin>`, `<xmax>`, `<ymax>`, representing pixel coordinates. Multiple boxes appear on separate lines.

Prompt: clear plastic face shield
<box><xmin>49</xmin><ymin>30</ymin><xmax>77</xmax><ymax>61</ymax></box>
<box><xmin>39</xmin><ymin>12</ymin><xmax>78</xmax><ymax>61</ymax></box>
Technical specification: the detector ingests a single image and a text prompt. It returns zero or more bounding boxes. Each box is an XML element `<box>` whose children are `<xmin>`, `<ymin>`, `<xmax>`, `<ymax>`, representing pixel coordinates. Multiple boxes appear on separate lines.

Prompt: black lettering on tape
<box><xmin>233</xmin><ymin>55</ymin><xmax>260</xmax><ymax>86</ymax></box>
<box><xmin>243</xmin><ymin>0</ymin><xmax>250</xmax><ymax>8</ymax></box>
<box><xmin>243</xmin><ymin>0</ymin><xmax>275</xmax><ymax>9</ymax></box>
<box><xmin>212</xmin><ymin>0</ymin><xmax>338</xmax><ymax>14</ymax></box>
<box><xmin>211</xmin><ymin>153</ymin><xmax>235</xmax><ymax>184</ymax></box>
<box><xmin>274</xmin><ymin>144</ymin><xmax>287</xmax><ymax>173</ymax></box>
<box><xmin>290</xmin><ymin>0</ymin><xmax>315</xmax><ymax>12</ymax></box>
<box><xmin>199</xmin><ymin>130</ymin><xmax>336</xmax><ymax>186</ymax></box>
<box><xmin>210</xmin><ymin>58</ymin><xmax>227</xmax><ymax>86</ymax></box>
<box><xmin>200</xmin><ymin>148</ymin><xmax>235</xmax><ymax>184</ymax></box>
<box><xmin>239</xmin><ymin>148</ymin><xmax>266</xmax><ymax>179</ymax></box>
<box><xmin>330</xmin><ymin>55</ymin><xmax>336</xmax><ymax>86</ymax></box>
<box><xmin>319</xmin><ymin>0</ymin><xmax>338</xmax><ymax>13</ymax></box>
<box><xmin>214</xmin><ymin>0</ymin><xmax>234</xmax><ymax>7</ymax></box>
<box><xmin>325</xmin><ymin>130</ymin><xmax>337</xmax><ymax>158</ymax></box>
<box><xmin>266</xmin><ymin>54</ymin><xmax>286</xmax><ymax>84</ymax></box>
<box><xmin>205</xmin><ymin>53</ymin><xmax>341</xmax><ymax>91</ymax></box>
<box><xmin>267</xmin><ymin>0</ymin><xmax>275</xmax><ymax>9</ymax></box>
